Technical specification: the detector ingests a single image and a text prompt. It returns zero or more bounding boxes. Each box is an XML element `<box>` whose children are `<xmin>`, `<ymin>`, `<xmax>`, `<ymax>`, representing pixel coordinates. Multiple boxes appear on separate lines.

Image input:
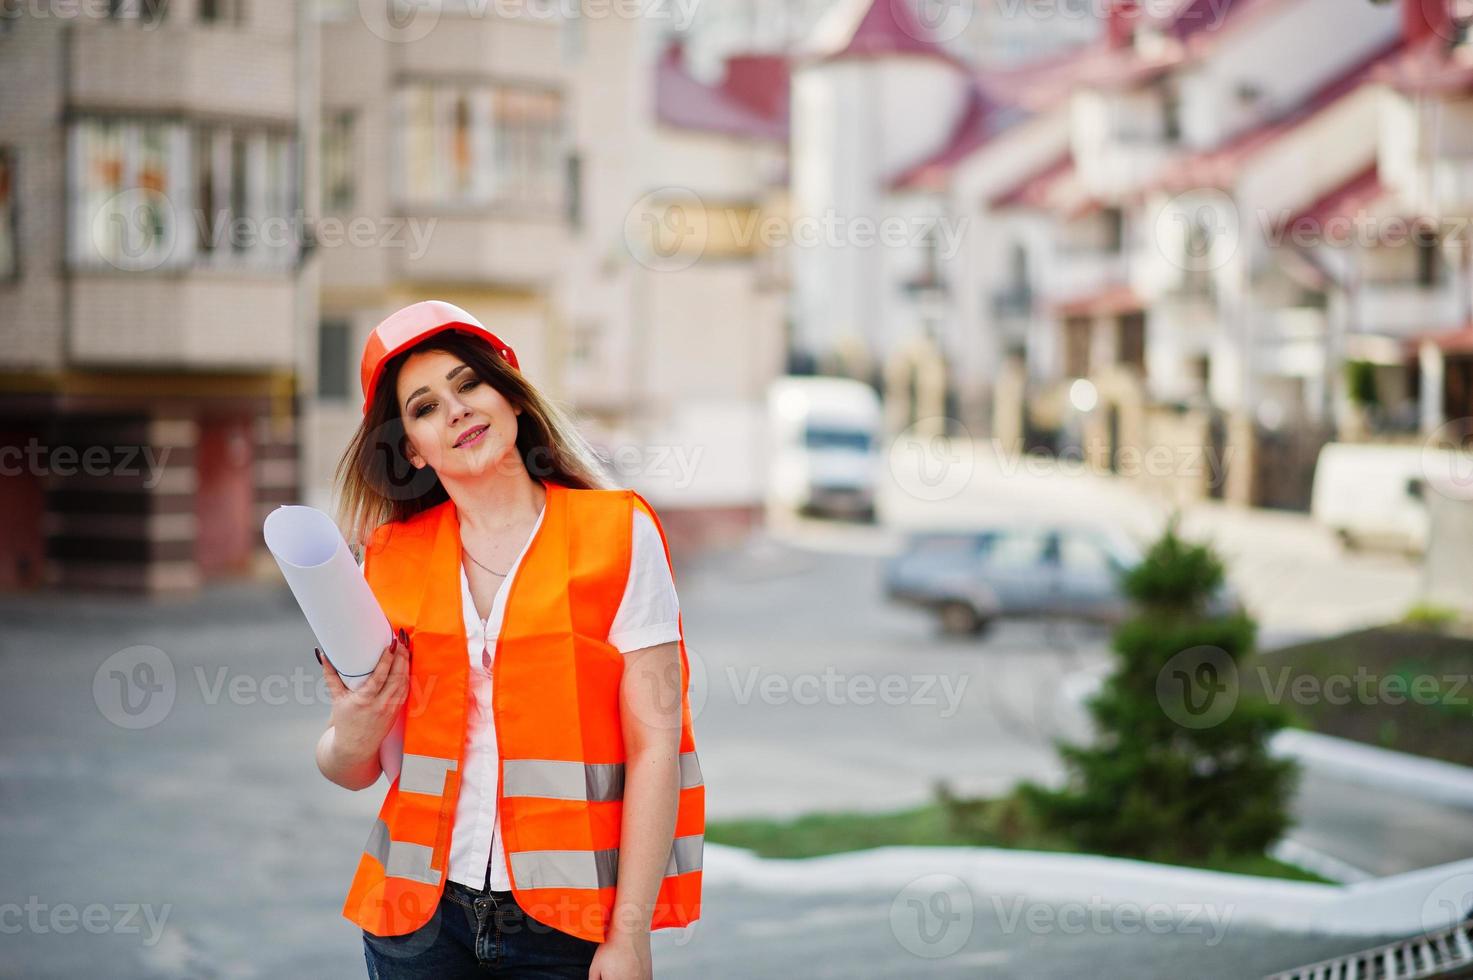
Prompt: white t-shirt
<box><xmin>445</xmin><ymin>504</ymin><xmax>681</xmax><ymax>891</ymax></box>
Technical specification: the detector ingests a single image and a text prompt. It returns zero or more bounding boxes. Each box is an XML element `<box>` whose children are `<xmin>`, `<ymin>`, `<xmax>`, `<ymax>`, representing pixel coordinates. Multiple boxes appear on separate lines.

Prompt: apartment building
<box><xmin>789</xmin><ymin>0</ymin><xmax>981</xmax><ymax>435</ymax></box>
<box><xmin>910</xmin><ymin>0</ymin><xmax>1472</xmax><ymax>509</ymax></box>
<box><xmin>0</xmin><ymin>0</ymin><xmax>314</xmax><ymax>591</ymax></box>
<box><xmin>307</xmin><ymin>7</ymin><xmax>790</xmax><ymax>550</ymax></box>
<box><xmin>787</xmin><ymin>0</ymin><xmax>1471</xmax><ymax>510</ymax></box>
<box><xmin>619</xmin><ymin>38</ymin><xmax>789</xmax><ymax>541</ymax></box>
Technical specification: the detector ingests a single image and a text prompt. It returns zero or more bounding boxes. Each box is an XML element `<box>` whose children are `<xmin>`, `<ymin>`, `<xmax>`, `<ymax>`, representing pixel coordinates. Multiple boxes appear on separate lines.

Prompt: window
<box><xmin>1118</xmin><ymin>312</ymin><xmax>1145</xmax><ymax>373</ymax></box>
<box><xmin>494</xmin><ymin>87</ymin><xmax>564</xmax><ymax>208</ymax></box>
<box><xmin>69</xmin><ymin>117</ymin><xmax>296</xmax><ymax>271</ymax></box>
<box><xmin>228</xmin><ymin>131</ymin><xmax>248</xmax><ymax>253</ymax></box>
<box><xmin>106</xmin><ymin>0</ymin><xmax>167</xmax><ymax>22</ymax></box>
<box><xmin>318</xmin><ymin>320</ymin><xmax>352</xmax><ymax>399</ymax></box>
<box><xmin>565</xmin><ymin>152</ymin><xmax>582</xmax><ymax>229</ymax></box>
<box><xmin>1415</xmin><ymin>228</ymin><xmax>1441</xmax><ymax>287</ymax></box>
<box><xmin>195</xmin><ymin>126</ymin><xmax>219</xmax><ymax>254</ymax></box>
<box><xmin>199</xmin><ymin>0</ymin><xmax>243</xmax><ymax>24</ymax></box>
<box><xmin>322</xmin><ymin>110</ymin><xmax>356</xmax><ymax>211</ymax></box>
<box><xmin>1192</xmin><ymin>354</ymin><xmax>1210</xmax><ymax>385</ymax></box>
<box><xmin>1059</xmin><ymin>536</ymin><xmax>1112</xmax><ymax>576</ymax></box>
<box><xmin>1102</xmin><ymin>207</ymin><xmax>1124</xmax><ymax>251</ymax></box>
<box><xmin>803</xmin><ymin>427</ymin><xmax>872</xmax><ymax>452</ymax></box>
<box><xmin>1162</xmin><ymin>84</ymin><xmax>1181</xmax><ymax>142</ymax></box>
<box><xmin>0</xmin><ymin>148</ymin><xmax>15</xmax><ymax>279</ymax></box>
<box><xmin>396</xmin><ymin>82</ymin><xmax>565</xmax><ymax>210</ymax></box>
<box><xmin>988</xmin><ymin>530</ymin><xmax>1049</xmax><ymax>570</ymax></box>
<box><xmin>1063</xmin><ymin>316</ymin><xmax>1091</xmax><ymax>379</ymax></box>
<box><xmin>69</xmin><ymin>118</ymin><xmax>187</xmax><ymax>270</ymax></box>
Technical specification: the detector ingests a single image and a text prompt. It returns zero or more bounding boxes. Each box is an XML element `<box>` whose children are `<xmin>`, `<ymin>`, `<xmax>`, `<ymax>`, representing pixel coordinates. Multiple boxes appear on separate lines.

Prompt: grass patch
<box><xmin>707</xmin><ymin>797</ymin><xmax>1330</xmax><ymax>883</ymax></box>
<box><xmin>1251</xmin><ymin>625</ymin><xmax>1473</xmax><ymax>766</ymax></box>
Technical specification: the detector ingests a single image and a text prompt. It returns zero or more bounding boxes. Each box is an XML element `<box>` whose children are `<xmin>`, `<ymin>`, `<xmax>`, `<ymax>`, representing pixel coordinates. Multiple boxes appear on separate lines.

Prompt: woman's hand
<box><xmin>315</xmin><ymin>635</ymin><xmax>409</xmax><ymax>788</ymax></box>
<box><xmin>589</xmin><ymin>930</ymin><xmax>652</xmax><ymax>980</ymax></box>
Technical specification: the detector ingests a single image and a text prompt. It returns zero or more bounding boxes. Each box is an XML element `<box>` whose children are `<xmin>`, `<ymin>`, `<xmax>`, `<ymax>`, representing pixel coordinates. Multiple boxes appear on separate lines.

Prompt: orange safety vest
<box><xmin>341</xmin><ymin>481</ymin><xmax>705</xmax><ymax>943</ymax></box>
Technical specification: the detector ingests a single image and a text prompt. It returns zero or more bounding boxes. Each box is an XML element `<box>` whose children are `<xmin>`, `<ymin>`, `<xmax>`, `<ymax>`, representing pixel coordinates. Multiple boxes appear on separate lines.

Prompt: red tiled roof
<box><xmin>655</xmin><ymin>42</ymin><xmax>788</xmax><ymax>143</ymax></box>
<box><xmin>1054</xmin><ymin>284</ymin><xmax>1144</xmax><ymax>317</ymax></box>
<box><xmin>888</xmin><ymin>82</ymin><xmax>1012</xmax><ymax>191</ymax></box>
<box><xmin>867</xmin><ymin>0</ymin><xmax>1314</xmax><ymax>194</ymax></box>
<box><xmin>885</xmin><ymin>38</ymin><xmax>1170</xmax><ymax>192</ymax></box>
<box><xmin>722</xmin><ymin>54</ymin><xmax>790</xmax><ymax>124</ymax></box>
<box><xmin>974</xmin><ymin>39</ymin><xmax>1175</xmax><ymax>113</ymax></box>
<box><xmin>1372</xmin><ymin>32</ymin><xmax>1473</xmax><ymax>94</ymax></box>
<box><xmin>813</xmin><ymin>0</ymin><xmax>963</xmax><ymax>65</ymax></box>
<box><xmin>1152</xmin><ymin>37</ymin><xmax>1406</xmax><ymax>193</ymax></box>
<box><xmin>987</xmin><ymin>153</ymin><xmax>1075</xmax><ymax>209</ymax></box>
<box><xmin>1404</xmin><ymin>323</ymin><xmax>1473</xmax><ymax>354</ymax></box>
<box><xmin>1273</xmin><ymin>164</ymin><xmax>1387</xmax><ymax>236</ymax></box>
<box><xmin>1163</xmin><ymin>0</ymin><xmax>1297</xmax><ymax>47</ymax></box>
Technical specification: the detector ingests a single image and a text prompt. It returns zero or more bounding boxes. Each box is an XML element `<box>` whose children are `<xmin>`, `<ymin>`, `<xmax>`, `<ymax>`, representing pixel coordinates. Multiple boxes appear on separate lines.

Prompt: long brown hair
<box><xmin>335</xmin><ymin>330</ymin><xmax>612</xmax><ymax>546</ymax></box>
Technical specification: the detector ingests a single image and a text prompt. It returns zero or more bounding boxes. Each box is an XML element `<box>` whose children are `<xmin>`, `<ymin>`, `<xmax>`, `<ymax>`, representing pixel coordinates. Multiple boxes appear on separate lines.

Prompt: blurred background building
<box><xmin>0</xmin><ymin>0</ymin><xmax>313</xmax><ymax>591</ymax></box>
<box><xmin>2</xmin><ymin>0</ymin><xmax>1471</xmax><ymax>591</ymax></box>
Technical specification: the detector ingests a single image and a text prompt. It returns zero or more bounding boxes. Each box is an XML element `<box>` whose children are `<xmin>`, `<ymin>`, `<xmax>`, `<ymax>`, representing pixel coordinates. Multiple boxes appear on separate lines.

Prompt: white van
<box><xmin>1309</xmin><ymin>442</ymin><xmax>1460</xmax><ymax>554</ymax></box>
<box><xmin>766</xmin><ymin>376</ymin><xmax>882</xmax><ymax>520</ymax></box>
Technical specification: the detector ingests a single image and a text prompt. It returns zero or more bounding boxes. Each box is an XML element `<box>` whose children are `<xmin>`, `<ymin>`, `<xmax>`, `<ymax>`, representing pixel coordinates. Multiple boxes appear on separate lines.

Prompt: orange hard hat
<box><xmin>359</xmin><ymin>300</ymin><xmax>519</xmax><ymax>414</ymax></box>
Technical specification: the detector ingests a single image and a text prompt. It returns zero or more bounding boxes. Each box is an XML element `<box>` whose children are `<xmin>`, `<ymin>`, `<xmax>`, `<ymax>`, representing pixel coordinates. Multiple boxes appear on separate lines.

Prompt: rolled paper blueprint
<box><xmin>263</xmin><ymin>505</ymin><xmax>404</xmax><ymax>783</ymax></box>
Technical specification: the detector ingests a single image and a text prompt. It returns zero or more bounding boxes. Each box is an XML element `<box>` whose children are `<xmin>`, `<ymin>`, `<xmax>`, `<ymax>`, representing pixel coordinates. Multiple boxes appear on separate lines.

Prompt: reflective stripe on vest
<box><xmin>365</xmin><ymin>818</ymin><xmax>443</xmax><ymax>886</ymax></box>
<box><xmin>503</xmin><ymin>751</ymin><xmax>704</xmax><ymax>803</ymax></box>
<box><xmin>399</xmin><ymin>754</ymin><xmax>458</xmax><ymax>797</ymax></box>
<box><xmin>510</xmin><ymin>833</ymin><xmax>705</xmax><ymax>890</ymax></box>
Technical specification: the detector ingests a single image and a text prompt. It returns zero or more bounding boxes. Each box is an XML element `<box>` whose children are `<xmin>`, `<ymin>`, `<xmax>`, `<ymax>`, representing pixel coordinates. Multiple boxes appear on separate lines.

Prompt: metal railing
<box><xmin>1266</xmin><ymin>919</ymin><xmax>1473</xmax><ymax>980</ymax></box>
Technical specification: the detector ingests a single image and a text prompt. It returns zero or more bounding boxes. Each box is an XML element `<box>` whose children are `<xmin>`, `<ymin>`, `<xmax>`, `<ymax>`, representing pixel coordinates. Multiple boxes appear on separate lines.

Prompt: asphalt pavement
<box><xmin>0</xmin><ymin>531</ymin><xmax>1436</xmax><ymax>977</ymax></box>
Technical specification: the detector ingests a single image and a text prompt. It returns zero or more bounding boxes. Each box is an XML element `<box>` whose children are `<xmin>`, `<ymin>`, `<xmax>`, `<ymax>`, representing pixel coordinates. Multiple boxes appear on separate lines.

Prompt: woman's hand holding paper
<box><xmin>316</xmin><ymin>637</ymin><xmax>409</xmax><ymax>789</ymax></box>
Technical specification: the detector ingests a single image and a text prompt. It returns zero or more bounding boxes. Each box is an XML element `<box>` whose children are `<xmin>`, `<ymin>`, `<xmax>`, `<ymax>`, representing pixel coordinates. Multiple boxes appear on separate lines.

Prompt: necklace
<box><xmin>462</xmin><ymin>543</ymin><xmax>512</xmax><ymax>578</ymax></box>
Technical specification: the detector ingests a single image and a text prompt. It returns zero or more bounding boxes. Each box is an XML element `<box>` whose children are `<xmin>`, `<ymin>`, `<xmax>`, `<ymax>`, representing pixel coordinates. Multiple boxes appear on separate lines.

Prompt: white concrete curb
<box><xmin>1270</xmin><ymin>729</ymin><xmax>1473</xmax><ymax>810</ymax></box>
<box><xmin>705</xmin><ymin>843</ymin><xmax>1473</xmax><ymax>938</ymax></box>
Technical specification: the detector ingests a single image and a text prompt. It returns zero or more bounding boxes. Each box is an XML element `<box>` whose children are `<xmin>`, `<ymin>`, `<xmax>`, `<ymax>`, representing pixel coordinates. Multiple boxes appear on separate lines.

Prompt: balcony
<box><xmin>389</xmin><ymin>211</ymin><xmax>570</xmax><ymax>287</ymax></box>
<box><xmin>67</xmin><ymin>272</ymin><xmax>297</xmax><ymax>370</ymax></box>
<box><xmin>67</xmin><ymin>20</ymin><xmax>296</xmax><ymax>122</ymax></box>
<box><xmin>1251</xmin><ymin>308</ymin><xmax>1329</xmax><ymax>378</ymax></box>
<box><xmin>1044</xmin><ymin>249</ymin><xmax>1129</xmax><ymax>306</ymax></box>
<box><xmin>1356</xmin><ymin>281</ymin><xmax>1463</xmax><ymax>337</ymax></box>
<box><xmin>394</xmin><ymin>12</ymin><xmax>565</xmax><ymax>84</ymax></box>
<box><xmin>1419</xmin><ymin>157</ymin><xmax>1473</xmax><ymax>214</ymax></box>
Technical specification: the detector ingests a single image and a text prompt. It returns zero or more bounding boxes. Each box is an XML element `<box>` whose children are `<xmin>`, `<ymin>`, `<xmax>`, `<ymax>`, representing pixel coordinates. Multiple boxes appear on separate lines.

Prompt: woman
<box><xmin>313</xmin><ymin>300</ymin><xmax>704</xmax><ymax>980</ymax></box>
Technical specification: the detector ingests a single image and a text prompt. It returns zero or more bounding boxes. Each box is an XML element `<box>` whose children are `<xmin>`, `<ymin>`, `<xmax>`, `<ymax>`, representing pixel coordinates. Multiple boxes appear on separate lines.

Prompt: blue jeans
<box><xmin>361</xmin><ymin>879</ymin><xmax>600</xmax><ymax>978</ymax></box>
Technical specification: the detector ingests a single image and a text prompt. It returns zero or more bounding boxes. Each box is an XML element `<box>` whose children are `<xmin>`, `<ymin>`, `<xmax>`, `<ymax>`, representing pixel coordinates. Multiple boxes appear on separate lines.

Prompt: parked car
<box><xmin>766</xmin><ymin>376</ymin><xmax>882</xmax><ymax>521</ymax></box>
<box><xmin>884</xmin><ymin>524</ymin><xmax>1239</xmax><ymax>635</ymax></box>
<box><xmin>1310</xmin><ymin>442</ymin><xmax>1453</xmax><ymax>554</ymax></box>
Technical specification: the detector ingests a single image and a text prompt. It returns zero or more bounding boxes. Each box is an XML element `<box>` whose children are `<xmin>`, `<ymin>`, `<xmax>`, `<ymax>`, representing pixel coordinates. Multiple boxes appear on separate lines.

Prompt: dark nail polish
<box><xmin>398</xmin><ymin>627</ymin><xmax>409</xmax><ymax>647</ymax></box>
<box><xmin>314</xmin><ymin>647</ymin><xmax>323</xmax><ymax>665</ymax></box>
